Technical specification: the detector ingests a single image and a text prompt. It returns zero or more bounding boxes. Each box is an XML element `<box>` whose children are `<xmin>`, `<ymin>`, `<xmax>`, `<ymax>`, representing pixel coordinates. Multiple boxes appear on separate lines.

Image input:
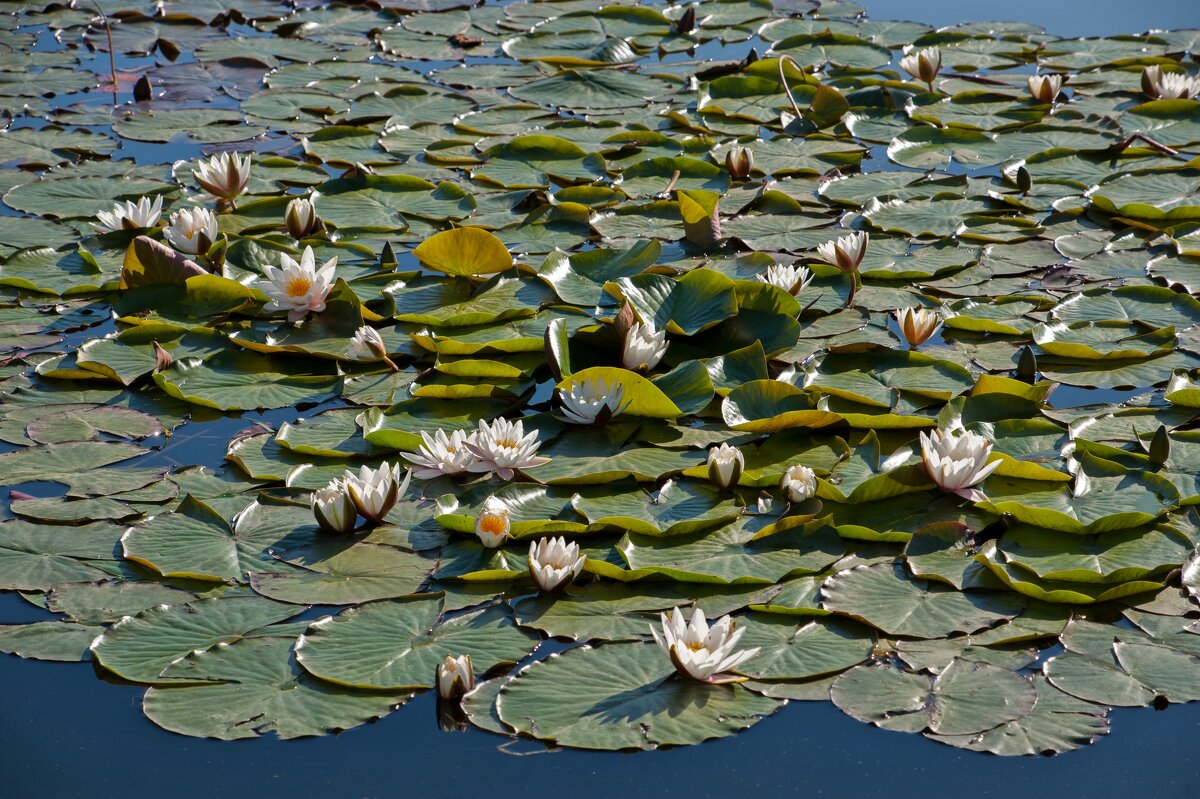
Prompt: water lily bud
<box><xmin>285</xmin><ymin>197</ymin><xmax>322</xmax><ymax>239</ymax></box>
<box><xmin>311</xmin><ymin>479</ymin><xmax>357</xmax><ymax>534</ymax></box>
<box><xmin>380</xmin><ymin>240</ymin><xmax>398</xmax><ymax>268</ymax></box>
<box><xmin>475</xmin><ymin>496</ymin><xmax>511</xmax><ymax>548</ymax></box>
<box><xmin>707</xmin><ymin>443</ymin><xmax>744</xmax><ymax>491</ymax></box>
<box><xmin>1015</xmin><ymin>165</ymin><xmax>1033</xmax><ymax>195</ymax></box>
<box><xmin>899</xmin><ymin>46</ymin><xmax>942</xmax><ymax>90</ymax></box>
<box><xmin>676</xmin><ymin>4</ymin><xmax>696</xmax><ymax>34</ymax></box>
<box><xmin>1026</xmin><ymin>74</ymin><xmax>1064</xmax><ymax>104</ymax></box>
<box><xmin>725</xmin><ymin>146</ymin><xmax>754</xmax><ymax>181</ymax></box>
<box><xmin>895</xmin><ymin>307</ymin><xmax>942</xmax><ymax>349</ymax></box>
<box><xmin>622</xmin><ymin>321</ymin><xmax>669</xmax><ymax>372</ymax></box>
<box><xmin>651</xmin><ymin>607</ymin><xmax>760</xmax><ymax>683</ymax></box>
<box><xmin>348</xmin><ymin>325</ymin><xmax>388</xmax><ymax>362</ymax></box>
<box><xmin>151</xmin><ymin>341</ymin><xmax>174</xmax><ymax>372</ymax></box>
<box><xmin>436</xmin><ymin>654</ymin><xmax>474</xmax><ymax>700</ymax></box>
<box><xmin>528</xmin><ymin>537</ymin><xmax>586</xmax><ymax>592</ymax></box>
<box><xmin>163</xmin><ymin>207</ymin><xmax>218</xmax><ymax>255</ymax></box>
<box><xmin>1016</xmin><ymin>345</ymin><xmax>1037</xmax><ymax>383</ymax></box>
<box><xmin>342</xmin><ymin>462</ymin><xmax>407</xmax><ymax>523</ymax></box>
<box><xmin>780</xmin><ymin>464</ymin><xmax>817</xmax><ymax>503</ymax></box>
<box><xmin>1149</xmin><ymin>425</ymin><xmax>1170</xmax><ymax>470</ymax></box>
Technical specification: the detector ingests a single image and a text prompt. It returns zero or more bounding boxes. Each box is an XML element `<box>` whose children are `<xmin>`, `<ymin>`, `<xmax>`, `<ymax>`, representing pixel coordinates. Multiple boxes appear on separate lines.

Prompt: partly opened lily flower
<box><xmin>815</xmin><ymin>231</ymin><xmax>869</xmax><ymax>274</ymax></box>
<box><xmin>402</xmin><ymin>429</ymin><xmax>479</xmax><ymax>479</ymax></box>
<box><xmin>193</xmin><ymin>151</ymin><xmax>251</xmax><ymax>203</ymax></box>
<box><xmin>163</xmin><ymin>207</ymin><xmax>217</xmax><ymax>254</ymax></box>
<box><xmin>342</xmin><ymin>461</ymin><xmax>409</xmax><ymax>522</ymax></box>
<box><xmin>558</xmin><ymin>377</ymin><xmax>630</xmax><ymax>425</ymax></box>
<box><xmin>651</xmin><ymin>607</ymin><xmax>760</xmax><ymax>683</ymax></box>
<box><xmin>92</xmin><ymin>195</ymin><xmax>163</xmax><ymax>233</ymax></box>
<box><xmin>437</xmin><ymin>654</ymin><xmax>474</xmax><ymax>700</ymax></box>
<box><xmin>707</xmin><ymin>443</ymin><xmax>744</xmax><ymax>491</ymax></box>
<box><xmin>528</xmin><ymin>536</ymin><xmax>585</xmax><ymax>592</ymax></box>
<box><xmin>896</xmin><ymin>307</ymin><xmax>942</xmax><ymax>349</ymax></box>
<box><xmin>256</xmin><ymin>245</ymin><xmax>337</xmax><ymax>323</ymax></box>
<box><xmin>348</xmin><ymin>325</ymin><xmax>388</xmax><ymax>361</ymax></box>
<box><xmin>465</xmin><ymin>417</ymin><xmax>549</xmax><ymax>480</ymax></box>
<box><xmin>1027</xmin><ymin>74</ymin><xmax>1064</xmax><ymax>104</ymax></box>
<box><xmin>900</xmin><ymin>46</ymin><xmax>942</xmax><ymax>90</ymax></box>
<box><xmin>622</xmin><ymin>321</ymin><xmax>668</xmax><ymax>372</ymax></box>
<box><xmin>919</xmin><ymin>428</ymin><xmax>1001</xmax><ymax>502</ymax></box>
<box><xmin>757</xmin><ymin>263</ymin><xmax>812</xmax><ymax>296</ymax></box>
<box><xmin>285</xmin><ymin>197</ymin><xmax>322</xmax><ymax>239</ymax></box>
<box><xmin>1142</xmin><ymin>65</ymin><xmax>1200</xmax><ymax>100</ymax></box>
<box><xmin>780</xmin><ymin>464</ymin><xmax>817</xmax><ymax>503</ymax></box>
<box><xmin>475</xmin><ymin>496</ymin><xmax>511</xmax><ymax>548</ymax></box>
<box><xmin>311</xmin><ymin>479</ymin><xmax>357</xmax><ymax>534</ymax></box>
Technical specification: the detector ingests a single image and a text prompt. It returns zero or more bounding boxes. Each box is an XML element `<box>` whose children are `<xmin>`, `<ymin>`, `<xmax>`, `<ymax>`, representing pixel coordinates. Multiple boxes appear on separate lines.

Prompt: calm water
<box><xmin>4</xmin><ymin>0</ymin><xmax>1200</xmax><ymax>797</ymax></box>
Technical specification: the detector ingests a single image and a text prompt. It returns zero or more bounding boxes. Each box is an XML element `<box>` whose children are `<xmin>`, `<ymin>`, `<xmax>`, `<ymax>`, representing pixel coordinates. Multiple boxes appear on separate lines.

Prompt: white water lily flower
<box><xmin>162</xmin><ymin>207</ymin><xmax>217</xmax><ymax>254</ymax></box>
<box><xmin>256</xmin><ymin>245</ymin><xmax>338</xmax><ymax>323</ymax></box>
<box><xmin>285</xmin><ymin>197</ymin><xmax>321</xmax><ymax>238</ymax></box>
<box><xmin>780</xmin><ymin>464</ymin><xmax>817</xmax><ymax>503</ymax></box>
<box><xmin>193</xmin><ymin>151</ymin><xmax>251</xmax><ymax>201</ymax></box>
<box><xmin>622</xmin><ymin>321</ymin><xmax>668</xmax><ymax>372</ymax></box>
<box><xmin>348</xmin><ymin>325</ymin><xmax>387</xmax><ymax>362</ymax></box>
<box><xmin>92</xmin><ymin>195</ymin><xmax>163</xmax><ymax>233</ymax></box>
<box><xmin>437</xmin><ymin>654</ymin><xmax>474</xmax><ymax>700</ymax></box>
<box><xmin>707</xmin><ymin>443</ymin><xmax>744</xmax><ymax>490</ymax></box>
<box><xmin>311</xmin><ymin>478</ymin><xmax>357</xmax><ymax>534</ymax></box>
<box><xmin>475</xmin><ymin>496</ymin><xmax>511</xmax><ymax>548</ymax></box>
<box><xmin>528</xmin><ymin>536</ymin><xmax>585</xmax><ymax>592</ymax></box>
<box><xmin>815</xmin><ymin>231</ymin><xmax>869</xmax><ymax>274</ymax></box>
<box><xmin>895</xmin><ymin>307</ymin><xmax>943</xmax><ymax>348</ymax></box>
<box><xmin>342</xmin><ymin>461</ymin><xmax>409</xmax><ymax>522</ymax></box>
<box><xmin>558</xmin><ymin>377</ymin><xmax>631</xmax><ymax>425</ymax></box>
<box><xmin>402</xmin><ymin>429</ymin><xmax>479</xmax><ymax>479</ymax></box>
<box><xmin>1142</xmin><ymin>65</ymin><xmax>1200</xmax><ymax>100</ymax></box>
<box><xmin>757</xmin><ymin>263</ymin><xmax>812</xmax><ymax>296</ymax></box>
<box><xmin>465</xmin><ymin>417</ymin><xmax>549</xmax><ymax>481</ymax></box>
<box><xmin>919</xmin><ymin>428</ymin><xmax>1001</xmax><ymax>502</ymax></box>
<box><xmin>900</xmin><ymin>46</ymin><xmax>942</xmax><ymax>88</ymax></box>
<box><xmin>1027</xmin><ymin>74</ymin><xmax>1064</xmax><ymax>104</ymax></box>
<box><xmin>651</xmin><ymin>607</ymin><xmax>760</xmax><ymax>683</ymax></box>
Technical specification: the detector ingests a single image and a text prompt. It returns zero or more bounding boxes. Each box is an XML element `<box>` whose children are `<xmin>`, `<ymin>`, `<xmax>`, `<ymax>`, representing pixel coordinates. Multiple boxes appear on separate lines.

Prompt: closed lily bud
<box><xmin>1015</xmin><ymin>165</ymin><xmax>1033</xmax><ymax>195</ymax></box>
<box><xmin>151</xmin><ymin>341</ymin><xmax>174</xmax><ymax>372</ymax></box>
<box><xmin>285</xmin><ymin>197</ymin><xmax>322</xmax><ymax>239</ymax></box>
<box><xmin>895</xmin><ymin>307</ymin><xmax>942</xmax><ymax>349</ymax></box>
<box><xmin>1148</xmin><ymin>425</ymin><xmax>1170</xmax><ymax>470</ymax></box>
<box><xmin>707</xmin><ymin>443</ymin><xmax>744</xmax><ymax>491</ymax></box>
<box><xmin>900</xmin><ymin>46</ymin><xmax>942</xmax><ymax>89</ymax></box>
<box><xmin>780</xmin><ymin>464</ymin><xmax>817</xmax><ymax>503</ymax></box>
<box><xmin>311</xmin><ymin>479</ymin><xmax>358</xmax><ymax>534</ymax></box>
<box><xmin>1027</xmin><ymin>74</ymin><xmax>1064</xmax><ymax>104</ymax></box>
<box><xmin>725</xmin><ymin>146</ymin><xmax>754</xmax><ymax>181</ymax></box>
<box><xmin>436</xmin><ymin>654</ymin><xmax>474</xmax><ymax>700</ymax></box>
<box><xmin>475</xmin><ymin>496</ymin><xmax>511</xmax><ymax>548</ymax></box>
<box><xmin>528</xmin><ymin>537</ymin><xmax>585</xmax><ymax>592</ymax></box>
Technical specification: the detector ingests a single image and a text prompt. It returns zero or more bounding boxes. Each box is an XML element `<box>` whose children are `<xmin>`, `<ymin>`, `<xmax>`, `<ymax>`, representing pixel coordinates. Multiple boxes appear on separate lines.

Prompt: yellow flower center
<box><xmin>285</xmin><ymin>276</ymin><xmax>312</xmax><ymax>298</ymax></box>
<box><xmin>684</xmin><ymin>640</ymin><xmax>706</xmax><ymax>652</ymax></box>
<box><xmin>479</xmin><ymin>515</ymin><xmax>506</xmax><ymax>534</ymax></box>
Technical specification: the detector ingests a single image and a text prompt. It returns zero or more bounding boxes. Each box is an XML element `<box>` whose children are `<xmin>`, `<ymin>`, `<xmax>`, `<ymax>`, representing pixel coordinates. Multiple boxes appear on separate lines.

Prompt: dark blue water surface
<box><xmin>5</xmin><ymin>1</ymin><xmax>1200</xmax><ymax>797</ymax></box>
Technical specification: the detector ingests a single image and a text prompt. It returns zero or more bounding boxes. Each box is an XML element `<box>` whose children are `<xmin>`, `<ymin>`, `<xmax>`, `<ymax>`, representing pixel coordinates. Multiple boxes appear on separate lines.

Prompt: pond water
<box><xmin>3</xmin><ymin>0</ymin><xmax>1200</xmax><ymax>796</ymax></box>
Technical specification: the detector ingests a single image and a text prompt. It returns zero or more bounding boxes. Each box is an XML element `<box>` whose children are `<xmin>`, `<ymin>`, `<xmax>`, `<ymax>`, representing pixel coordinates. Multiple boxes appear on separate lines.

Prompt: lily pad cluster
<box><xmin>1</xmin><ymin>0</ymin><xmax>1200</xmax><ymax>756</ymax></box>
